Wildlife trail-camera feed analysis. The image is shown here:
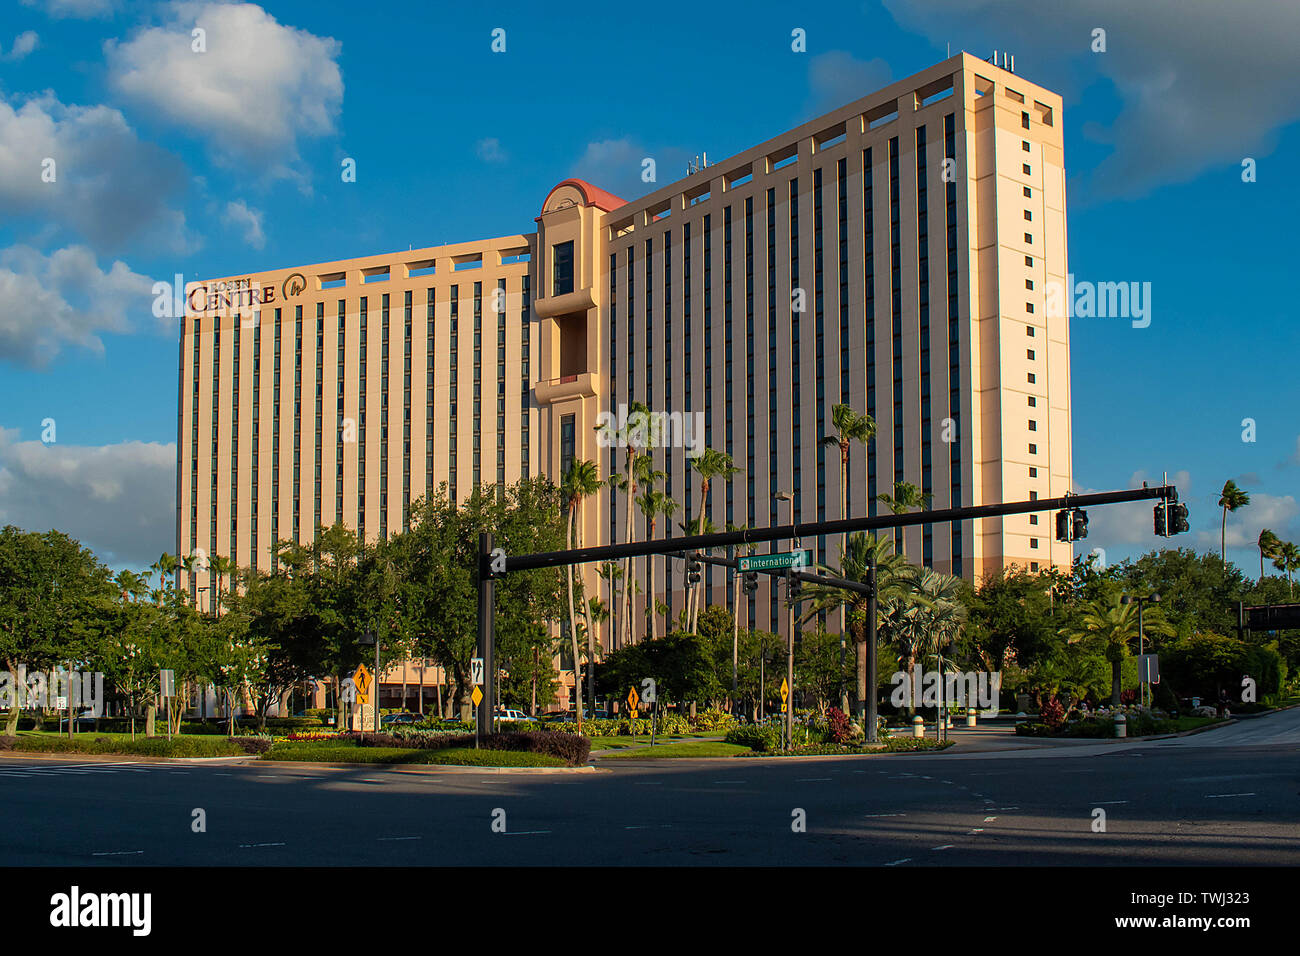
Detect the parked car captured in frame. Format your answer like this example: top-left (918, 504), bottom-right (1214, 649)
top-left (493, 708), bottom-right (528, 722)
top-left (538, 711), bottom-right (577, 723)
top-left (381, 712), bottom-right (419, 725)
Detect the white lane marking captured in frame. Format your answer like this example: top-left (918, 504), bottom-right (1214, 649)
top-left (1094, 800), bottom-right (1128, 805)
top-left (624, 826), bottom-right (647, 830)
top-left (502, 830), bottom-right (551, 835)
top-left (996, 806), bottom-right (1020, 810)
top-left (941, 780), bottom-right (953, 784)
top-left (931, 845), bottom-right (955, 850)
top-left (1205, 792), bottom-right (1257, 798)
top-left (796, 777), bottom-right (832, 782)
top-left (377, 836), bottom-right (421, 841)
top-left (239, 842), bottom-right (287, 848)
top-left (92, 850), bottom-right (143, 857)
top-left (884, 858), bottom-right (911, 867)
top-left (863, 813), bottom-right (906, 818)
top-left (967, 828), bottom-right (985, 834)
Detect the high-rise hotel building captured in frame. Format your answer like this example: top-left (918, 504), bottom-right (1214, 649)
top-left (179, 53), bottom-right (1071, 646)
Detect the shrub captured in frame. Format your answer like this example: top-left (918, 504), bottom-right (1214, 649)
top-left (826, 707), bottom-right (852, 744)
top-left (1040, 697), bottom-right (1066, 730)
top-left (346, 728), bottom-right (590, 765)
top-left (689, 707), bottom-right (738, 733)
top-left (724, 723), bottom-right (781, 752)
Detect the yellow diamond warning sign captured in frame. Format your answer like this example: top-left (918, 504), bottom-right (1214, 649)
top-left (471, 685), bottom-right (484, 707)
top-left (353, 664), bottom-right (373, 705)
top-left (780, 677), bottom-right (789, 702)
top-left (627, 686), bottom-right (640, 718)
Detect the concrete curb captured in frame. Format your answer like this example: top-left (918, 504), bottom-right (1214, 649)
top-left (249, 758), bottom-right (598, 774)
top-left (0, 750), bottom-right (250, 765)
top-left (0, 749), bottom-right (596, 773)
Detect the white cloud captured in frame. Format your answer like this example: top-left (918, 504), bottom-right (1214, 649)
top-left (476, 137), bottom-right (507, 164)
top-left (0, 430), bottom-right (174, 568)
top-left (572, 137), bottom-right (691, 203)
top-left (1196, 492), bottom-right (1299, 551)
top-left (0, 92), bottom-right (191, 254)
top-left (105, 2), bottom-right (343, 177)
top-left (806, 51), bottom-right (892, 117)
top-left (2, 31), bottom-right (40, 61)
top-left (884, 0), bottom-right (1300, 199)
top-left (1077, 469), bottom-right (1191, 549)
top-left (20, 0), bottom-right (115, 18)
top-left (0, 244), bottom-right (155, 368)
top-left (222, 199), bottom-right (265, 249)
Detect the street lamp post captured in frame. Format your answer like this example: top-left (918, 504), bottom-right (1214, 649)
top-left (1121, 592), bottom-right (1161, 708)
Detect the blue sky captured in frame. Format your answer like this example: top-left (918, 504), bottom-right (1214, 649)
top-left (1, 0), bottom-right (1298, 575)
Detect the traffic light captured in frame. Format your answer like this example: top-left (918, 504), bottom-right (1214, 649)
top-left (1055, 509), bottom-right (1071, 543)
top-left (686, 555), bottom-right (701, 584)
top-left (743, 570), bottom-right (758, 593)
top-left (786, 570), bottom-right (801, 597)
top-left (1153, 502), bottom-right (1167, 537)
top-left (1168, 501), bottom-right (1190, 535)
top-left (1071, 508), bottom-right (1089, 541)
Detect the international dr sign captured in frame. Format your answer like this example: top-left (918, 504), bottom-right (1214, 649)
top-left (739, 549), bottom-right (811, 573)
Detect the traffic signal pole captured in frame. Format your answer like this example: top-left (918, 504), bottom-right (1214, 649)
top-left (497, 486), bottom-right (1177, 573)
top-left (476, 485), bottom-right (1180, 743)
top-left (476, 532), bottom-right (495, 740)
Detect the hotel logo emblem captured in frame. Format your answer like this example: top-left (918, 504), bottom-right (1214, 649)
top-left (282, 272), bottom-right (308, 298)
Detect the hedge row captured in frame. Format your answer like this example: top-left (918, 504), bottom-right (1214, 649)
top-left (0, 734), bottom-right (270, 756)
top-left (347, 729), bottom-right (590, 765)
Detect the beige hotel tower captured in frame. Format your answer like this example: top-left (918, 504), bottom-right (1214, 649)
top-left (179, 53), bottom-right (1071, 689)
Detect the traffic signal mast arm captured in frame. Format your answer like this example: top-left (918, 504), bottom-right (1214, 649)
top-left (494, 485), bottom-right (1180, 575)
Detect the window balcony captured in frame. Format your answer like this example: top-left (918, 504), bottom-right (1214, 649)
top-left (535, 371), bottom-right (599, 404)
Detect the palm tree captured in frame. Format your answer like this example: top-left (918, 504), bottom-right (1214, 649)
top-left (179, 552), bottom-right (198, 608)
top-left (1218, 480), bottom-right (1250, 566)
top-left (152, 552), bottom-right (177, 605)
top-left (560, 459), bottom-right (601, 726)
top-left (1258, 529), bottom-right (1282, 584)
top-left (794, 532), bottom-right (916, 723)
top-left (819, 403), bottom-right (876, 709)
top-left (899, 568), bottom-right (966, 686)
top-left (1070, 591), bottom-right (1172, 706)
top-left (595, 401), bottom-right (652, 649)
top-left (1274, 542), bottom-right (1300, 598)
top-left (628, 454), bottom-right (666, 644)
top-left (877, 480), bottom-right (931, 558)
top-left (635, 487), bottom-right (677, 641)
top-left (210, 555), bottom-right (235, 617)
top-left (114, 569), bottom-right (148, 603)
top-left (685, 448), bottom-right (740, 631)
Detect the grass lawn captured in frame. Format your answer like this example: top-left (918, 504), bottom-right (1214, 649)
top-left (262, 741), bottom-right (566, 767)
top-left (1162, 715), bottom-right (1220, 733)
top-left (599, 741), bottom-right (752, 759)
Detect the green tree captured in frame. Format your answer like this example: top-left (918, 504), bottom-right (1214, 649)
top-left (1069, 590), bottom-right (1173, 706)
top-left (876, 481), bottom-right (931, 557)
top-left (1257, 529), bottom-right (1282, 585)
top-left (560, 458), bottom-right (602, 727)
top-left (0, 527), bottom-right (113, 735)
top-left (1217, 480), bottom-right (1250, 566)
top-left (682, 448), bottom-right (741, 630)
top-left (794, 532), bottom-right (916, 722)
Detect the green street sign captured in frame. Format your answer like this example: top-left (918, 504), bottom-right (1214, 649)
top-left (738, 549), bottom-right (811, 572)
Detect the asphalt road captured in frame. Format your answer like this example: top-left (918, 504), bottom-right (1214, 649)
top-left (2, 709), bottom-right (1297, 866)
